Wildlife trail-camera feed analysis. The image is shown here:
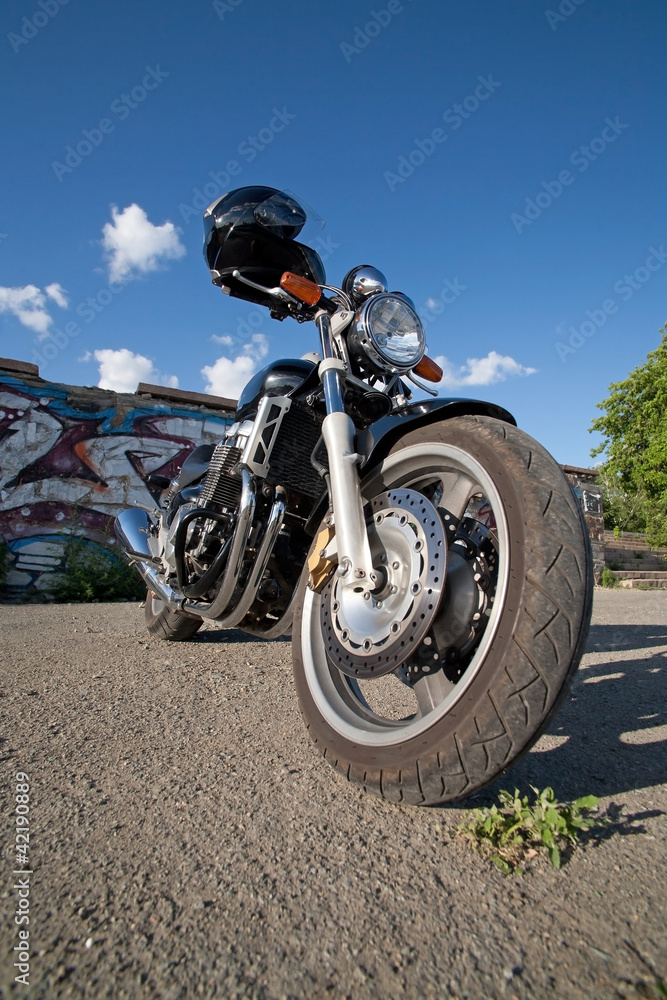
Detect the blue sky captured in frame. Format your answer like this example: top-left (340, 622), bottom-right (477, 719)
top-left (1, 0), bottom-right (665, 467)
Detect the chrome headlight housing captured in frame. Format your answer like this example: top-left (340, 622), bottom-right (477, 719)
top-left (348, 293), bottom-right (426, 374)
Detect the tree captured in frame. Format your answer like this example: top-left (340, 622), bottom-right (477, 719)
top-left (594, 465), bottom-right (649, 534)
top-left (590, 325), bottom-right (667, 546)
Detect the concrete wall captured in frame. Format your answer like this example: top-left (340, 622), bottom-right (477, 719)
top-left (561, 464), bottom-right (605, 583)
top-left (0, 357), bottom-right (604, 597)
top-left (0, 359), bottom-right (235, 598)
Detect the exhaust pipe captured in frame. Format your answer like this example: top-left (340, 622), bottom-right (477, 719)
top-left (115, 508), bottom-right (185, 613)
top-left (115, 507), bottom-right (160, 563)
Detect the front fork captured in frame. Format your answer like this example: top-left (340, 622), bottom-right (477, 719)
top-left (316, 312), bottom-right (377, 592)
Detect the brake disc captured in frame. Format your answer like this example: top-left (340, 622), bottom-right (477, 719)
top-left (320, 489), bottom-right (446, 679)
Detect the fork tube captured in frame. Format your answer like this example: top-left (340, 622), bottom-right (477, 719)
top-left (315, 312), bottom-right (376, 590)
top-left (317, 313), bottom-right (345, 412)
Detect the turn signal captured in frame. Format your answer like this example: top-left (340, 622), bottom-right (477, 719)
top-left (413, 355), bottom-right (443, 383)
top-left (280, 272), bottom-right (322, 306)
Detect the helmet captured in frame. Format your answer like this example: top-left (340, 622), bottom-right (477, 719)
top-left (203, 186), bottom-right (326, 309)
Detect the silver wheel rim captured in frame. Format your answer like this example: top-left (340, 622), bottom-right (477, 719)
top-left (300, 442), bottom-right (511, 748)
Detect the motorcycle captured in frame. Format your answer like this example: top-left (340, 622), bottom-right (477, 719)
top-left (115, 186), bottom-right (593, 805)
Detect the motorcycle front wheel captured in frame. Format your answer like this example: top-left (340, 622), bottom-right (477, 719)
top-left (292, 415), bottom-right (593, 805)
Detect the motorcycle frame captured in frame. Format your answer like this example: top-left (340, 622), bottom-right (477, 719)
top-left (117, 297), bottom-right (517, 634)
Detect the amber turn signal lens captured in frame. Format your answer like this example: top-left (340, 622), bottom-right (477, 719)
top-left (413, 355), bottom-right (443, 383)
top-left (280, 272), bottom-right (322, 306)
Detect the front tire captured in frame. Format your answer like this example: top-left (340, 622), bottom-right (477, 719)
top-left (292, 416), bottom-right (593, 805)
top-left (144, 592), bottom-right (203, 641)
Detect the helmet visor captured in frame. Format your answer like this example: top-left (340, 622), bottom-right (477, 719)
top-left (254, 193), bottom-right (307, 239)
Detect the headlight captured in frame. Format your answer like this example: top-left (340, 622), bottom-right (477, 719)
top-left (348, 293), bottom-right (425, 374)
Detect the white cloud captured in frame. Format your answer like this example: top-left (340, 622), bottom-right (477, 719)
top-left (434, 350), bottom-right (537, 388)
top-left (211, 333), bottom-right (234, 346)
top-left (202, 333), bottom-right (269, 399)
top-left (93, 348), bottom-right (179, 393)
top-left (45, 283), bottom-right (69, 308)
top-left (0, 282), bottom-right (68, 336)
top-left (102, 204), bottom-right (186, 283)
top-left (425, 297), bottom-right (440, 311)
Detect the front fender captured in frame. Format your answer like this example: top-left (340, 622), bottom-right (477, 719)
top-left (304, 397), bottom-right (515, 535)
top-left (357, 397), bottom-right (516, 469)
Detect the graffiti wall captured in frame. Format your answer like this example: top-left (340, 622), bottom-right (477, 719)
top-left (0, 362), bottom-right (234, 597)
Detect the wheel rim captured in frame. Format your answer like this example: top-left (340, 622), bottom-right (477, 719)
top-left (299, 442), bottom-right (511, 747)
top-left (320, 489), bottom-right (446, 678)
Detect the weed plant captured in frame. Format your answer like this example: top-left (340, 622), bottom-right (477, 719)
top-left (50, 536), bottom-right (145, 603)
top-left (0, 538), bottom-right (8, 593)
top-left (456, 786), bottom-right (606, 874)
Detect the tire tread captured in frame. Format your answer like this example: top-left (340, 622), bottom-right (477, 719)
top-left (293, 414), bottom-right (593, 804)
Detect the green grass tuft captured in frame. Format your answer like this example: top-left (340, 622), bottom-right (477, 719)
top-left (456, 786), bottom-right (608, 874)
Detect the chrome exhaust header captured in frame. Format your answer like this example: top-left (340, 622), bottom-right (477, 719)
top-left (116, 478), bottom-right (285, 628)
top-left (114, 507), bottom-right (161, 564)
top-left (183, 469), bottom-right (256, 621)
top-left (115, 508), bottom-right (185, 613)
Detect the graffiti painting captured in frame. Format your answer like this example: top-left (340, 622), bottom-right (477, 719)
top-left (0, 373), bottom-right (232, 596)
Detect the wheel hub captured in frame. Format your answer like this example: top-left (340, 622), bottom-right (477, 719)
top-left (320, 489), bottom-right (446, 678)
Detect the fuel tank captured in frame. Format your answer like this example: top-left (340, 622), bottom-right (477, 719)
top-left (236, 358), bottom-right (316, 421)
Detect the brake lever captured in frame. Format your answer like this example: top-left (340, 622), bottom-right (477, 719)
top-left (231, 269), bottom-right (299, 305)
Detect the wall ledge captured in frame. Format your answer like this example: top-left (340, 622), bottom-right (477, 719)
top-left (0, 357), bottom-right (40, 376)
top-left (136, 382), bottom-right (237, 411)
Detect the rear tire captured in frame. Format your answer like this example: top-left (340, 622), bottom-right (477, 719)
top-left (292, 415), bottom-right (593, 805)
top-left (144, 592), bottom-right (203, 641)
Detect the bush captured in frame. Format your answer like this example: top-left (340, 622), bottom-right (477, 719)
top-left (600, 567), bottom-right (619, 588)
top-left (0, 538), bottom-right (8, 594)
top-left (49, 537), bottom-right (146, 603)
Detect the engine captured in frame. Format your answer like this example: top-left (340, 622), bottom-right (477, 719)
top-left (160, 396), bottom-right (326, 618)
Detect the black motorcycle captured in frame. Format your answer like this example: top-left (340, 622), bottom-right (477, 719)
top-left (116, 186), bottom-right (593, 806)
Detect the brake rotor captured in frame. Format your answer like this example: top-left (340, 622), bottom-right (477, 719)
top-left (320, 489), bottom-right (446, 678)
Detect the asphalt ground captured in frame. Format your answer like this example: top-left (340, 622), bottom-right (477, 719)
top-left (0, 589), bottom-right (665, 999)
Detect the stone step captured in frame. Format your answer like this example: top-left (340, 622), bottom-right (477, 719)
top-left (603, 531), bottom-right (651, 542)
top-left (608, 570), bottom-right (667, 580)
top-left (618, 578), bottom-right (667, 589)
top-left (606, 559), bottom-right (667, 570)
top-left (604, 540), bottom-right (667, 554)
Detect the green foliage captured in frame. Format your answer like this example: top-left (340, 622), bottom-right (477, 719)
top-left (595, 464), bottom-right (650, 534)
top-left (0, 538), bottom-right (9, 593)
top-left (49, 536), bottom-right (146, 603)
top-left (591, 326), bottom-right (667, 545)
top-left (600, 567), bottom-right (619, 588)
top-left (456, 786), bottom-right (606, 874)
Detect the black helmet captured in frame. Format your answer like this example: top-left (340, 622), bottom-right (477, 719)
top-left (203, 186), bottom-right (326, 309)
